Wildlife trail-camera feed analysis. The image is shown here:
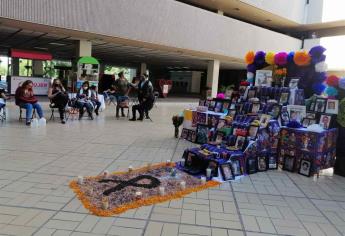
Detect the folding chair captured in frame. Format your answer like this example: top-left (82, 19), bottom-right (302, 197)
top-left (117, 96), bottom-right (130, 118)
top-left (19, 107), bottom-right (36, 121)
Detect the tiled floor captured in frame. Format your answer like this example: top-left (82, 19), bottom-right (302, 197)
top-left (0, 98), bottom-right (345, 236)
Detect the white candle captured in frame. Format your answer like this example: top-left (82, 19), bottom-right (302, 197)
top-left (102, 199), bottom-right (109, 210)
top-left (159, 187), bottom-right (165, 196)
top-left (103, 170), bottom-right (109, 178)
top-left (166, 160), bottom-right (171, 166)
top-left (180, 181), bottom-right (186, 190)
top-left (135, 191), bottom-right (142, 199)
top-left (77, 176), bottom-right (83, 185)
top-left (128, 165), bottom-right (133, 172)
top-left (201, 177), bottom-right (206, 184)
top-left (206, 168), bottom-right (212, 178)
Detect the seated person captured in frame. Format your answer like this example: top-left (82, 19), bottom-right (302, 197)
top-left (0, 88), bottom-right (9, 110)
top-left (48, 79), bottom-right (69, 124)
top-left (103, 83), bottom-right (117, 105)
top-left (15, 80), bottom-right (44, 126)
top-left (76, 81), bottom-right (94, 120)
top-left (130, 74), bottom-right (154, 121)
top-left (90, 85), bottom-right (101, 116)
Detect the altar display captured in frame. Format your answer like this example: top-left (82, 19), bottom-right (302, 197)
top-left (179, 45), bottom-right (341, 179)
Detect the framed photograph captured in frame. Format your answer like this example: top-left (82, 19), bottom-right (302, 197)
top-left (268, 155), bottom-right (278, 169)
top-left (257, 155), bottom-right (268, 171)
top-left (259, 114), bottom-right (271, 128)
top-left (298, 159), bottom-right (312, 177)
top-left (247, 88), bottom-right (257, 99)
top-left (307, 100), bottom-right (316, 112)
top-left (199, 99), bottom-right (205, 106)
top-left (289, 78), bottom-right (299, 89)
top-left (251, 102), bottom-right (261, 114)
top-left (280, 110), bottom-right (290, 126)
top-left (215, 131), bottom-right (225, 144)
top-left (181, 128), bottom-right (189, 139)
top-left (302, 118), bottom-right (310, 128)
top-left (314, 98), bottom-right (327, 113)
top-left (196, 112), bottom-right (207, 124)
top-left (222, 100), bottom-right (231, 113)
top-left (270, 104), bottom-right (281, 119)
top-left (287, 105), bottom-right (306, 123)
top-left (306, 112), bottom-right (316, 119)
top-left (228, 109), bottom-right (237, 117)
top-left (326, 99), bottom-right (339, 114)
top-left (235, 136), bottom-right (246, 151)
top-left (209, 100), bottom-right (216, 111)
top-left (319, 114), bottom-right (332, 129)
top-left (255, 70), bottom-right (273, 87)
top-left (246, 157), bottom-right (257, 174)
top-left (231, 159), bottom-right (242, 176)
top-left (196, 124), bottom-right (209, 144)
top-left (248, 125), bottom-right (259, 139)
top-left (190, 130), bottom-right (197, 143)
top-left (207, 114), bottom-right (220, 128)
top-left (220, 163), bottom-right (235, 181)
top-left (308, 119), bottom-right (316, 125)
top-left (207, 160), bottom-right (219, 178)
top-left (279, 92), bottom-right (290, 105)
top-left (217, 119), bottom-right (226, 129)
top-left (214, 101), bottom-right (223, 113)
top-left (283, 155), bottom-right (295, 172)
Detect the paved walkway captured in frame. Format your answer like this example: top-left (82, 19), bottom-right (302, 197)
top-left (0, 99), bottom-right (345, 236)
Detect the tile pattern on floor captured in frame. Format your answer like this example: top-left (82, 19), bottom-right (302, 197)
top-left (0, 99), bottom-right (345, 236)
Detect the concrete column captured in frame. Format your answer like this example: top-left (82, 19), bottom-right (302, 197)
top-left (140, 63), bottom-right (147, 76)
top-left (99, 63), bottom-right (105, 75)
top-left (207, 60), bottom-right (220, 98)
top-left (191, 71), bottom-right (202, 93)
top-left (32, 60), bottom-right (44, 76)
top-left (76, 40), bottom-right (92, 57)
top-left (12, 58), bottom-right (19, 76)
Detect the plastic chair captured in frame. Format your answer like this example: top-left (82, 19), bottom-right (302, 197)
top-left (19, 107), bottom-right (36, 121)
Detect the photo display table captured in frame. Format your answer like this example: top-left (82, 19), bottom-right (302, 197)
top-left (279, 127), bottom-right (338, 175)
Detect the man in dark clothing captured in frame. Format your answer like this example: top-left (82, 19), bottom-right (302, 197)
top-left (114, 71), bottom-right (130, 118)
top-left (129, 74), bottom-right (154, 121)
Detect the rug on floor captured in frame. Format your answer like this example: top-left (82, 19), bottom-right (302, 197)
top-left (70, 163), bottom-right (220, 216)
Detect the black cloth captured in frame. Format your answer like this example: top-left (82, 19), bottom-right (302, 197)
top-left (138, 80), bottom-right (154, 102)
top-left (51, 88), bottom-right (69, 120)
top-left (334, 124), bottom-right (345, 177)
top-left (98, 74), bottom-right (115, 93)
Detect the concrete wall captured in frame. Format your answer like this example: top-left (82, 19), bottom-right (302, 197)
top-left (306, 0), bottom-right (345, 24)
top-left (240, 0), bottom-right (306, 24)
top-left (0, 0), bottom-right (301, 61)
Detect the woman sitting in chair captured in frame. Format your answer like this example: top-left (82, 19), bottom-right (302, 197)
top-left (15, 80), bottom-right (44, 126)
top-left (76, 81), bottom-right (94, 120)
top-left (48, 79), bottom-right (69, 124)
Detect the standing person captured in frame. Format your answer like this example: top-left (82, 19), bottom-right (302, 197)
top-left (90, 85), bottom-right (101, 116)
top-left (15, 80), bottom-right (44, 126)
top-left (48, 79), bottom-right (69, 124)
top-left (76, 81), bottom-right (94, 120)
top-left (114, 71), bottom-right (130, 118)
top-left (129, 73), bottom-right (154, 121)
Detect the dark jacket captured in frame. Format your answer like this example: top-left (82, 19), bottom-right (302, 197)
top-left (138, 80), bottom-right (154, 102)
top-left (15, 87), bottom-right (38, 105)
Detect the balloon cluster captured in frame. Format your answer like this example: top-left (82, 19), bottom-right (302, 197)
top-left (244, 46), bottom-right (328, 98)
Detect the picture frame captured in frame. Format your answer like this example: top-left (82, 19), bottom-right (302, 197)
top-left (248, 125), bottom-right (259, 139)
top-left (259, 114), bottom-right (271, 128)
top-left (217, 119), bottom-right (226, 129)
top-left (207, 114), bottom-right (220, 128)
top-left (251, 102), bottom-right (261, 114)
top-left (270, 104), bottom-right (282, 119)
top-left (207, 160), bottom-right (219, 178)
top-left (280, 109), bottom-right (290, 126)
top-left (231, 159), bottom-right (242, 176)
top-left (234, 136), bottom-right (246, 151)
top-left (220, 163), bottom-right (235, 181)
top-left (326, 99), bottom-right (339, 114)
top-left (279, 92), bottom-right (290, 105)
top-left (268, 154), bottom-right (278, 169)
top-left (306, 112), bottom-right (316, 119)
top-left (319, 114), bottom-right (332, 129)
top-left (302, 118), bottom-right (310, 128)
top-left (222, 100), bottom-right (231, 113)
top-left (314, 98), bottom-right (327, 113)
top-left (214, 101), bottom-right (224, 113)
top-left (196, 124), bottom-right (209, 144)
top-left (283, 155), bottom-right (295, 172)
top-left (181, 128), bottom-right (189, 139)
top-left (255, 70), bottom-right (273, 87)
top-left (190, 130), bottom-right (197, 143)
top-left (208, 100), bottom-right (216, 111)
top-left (298, 159), bottom-right (312, 177)
top-left (307, 100), bottom-right (316, 112)
top-left (246, 157), bottom-right (257, 174)
top-left (187, 129), bottom-right (193, 141)
top-left (247, 88), bottom-right (257, 99)
top-left (287, 105), bottom-right (306, 123)
top-left (257, 155), bottom-right (268, 172)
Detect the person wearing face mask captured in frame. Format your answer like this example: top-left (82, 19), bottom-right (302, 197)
top-left (48, 79), bottom-right (69, 124)
top-left (129, 73), bottom-right (154, 121)
top-left (76, 81), bottom-right (94, 120)
top-left (15, 80), bottom-right (44, 126)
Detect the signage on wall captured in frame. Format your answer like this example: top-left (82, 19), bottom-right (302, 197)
top-left (10, 76), bottom-right (51, 95)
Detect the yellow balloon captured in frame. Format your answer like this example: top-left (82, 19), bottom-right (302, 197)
top-left (265, 52), bottom-right (275, 65)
